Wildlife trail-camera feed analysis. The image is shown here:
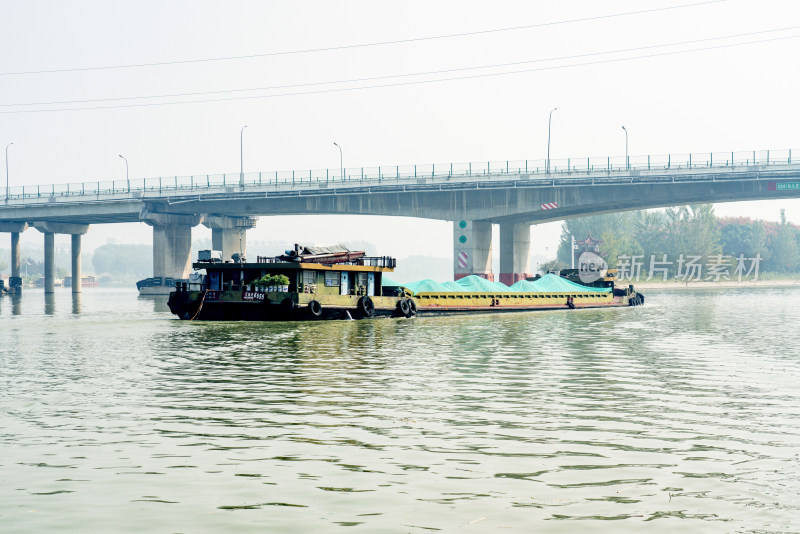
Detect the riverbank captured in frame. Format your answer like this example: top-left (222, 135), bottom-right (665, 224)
top-left (632, 278), bottom-right (800, 289)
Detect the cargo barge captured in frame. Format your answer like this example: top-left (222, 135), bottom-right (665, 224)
top-left (167, 244), bottom-right (643, 321)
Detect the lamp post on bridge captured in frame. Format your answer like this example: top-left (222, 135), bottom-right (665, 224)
top-left (5, 142), bottom-right (13, 201)
top-left (546, 107), bottom-right (557, 174)
top-left (333, 142), bottom-right (343, 180)
top-left (621, 125), bottom-right (629, 170)
top-left (240, 125), bottom-right (248, 188)
top-left (118, 154), bottom-right (129, 192)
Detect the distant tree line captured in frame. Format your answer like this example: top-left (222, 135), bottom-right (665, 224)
top-left (549, 205), bottom-right (800, 277)
top-left (0, 251), bottom-right (90, 280)
top-left (92, 244), bottom-right (152, 280)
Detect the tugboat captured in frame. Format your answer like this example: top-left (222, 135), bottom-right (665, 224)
top-left (167, 244), bottom-right (644, 321)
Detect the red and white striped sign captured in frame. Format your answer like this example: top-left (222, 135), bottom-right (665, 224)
top-left (457, 251), bottom-right (468, 269)
top-left (541, 202), bottom-right (558, 210)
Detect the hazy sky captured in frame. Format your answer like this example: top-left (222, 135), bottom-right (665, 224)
top-left (1, 0), bottom-right (799, 267)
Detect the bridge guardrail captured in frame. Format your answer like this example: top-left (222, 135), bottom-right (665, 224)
top-left (2, 149), bottom-right (795, 202)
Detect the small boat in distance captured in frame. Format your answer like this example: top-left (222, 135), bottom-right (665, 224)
top-left (63, 275), bottom-right (99, 288)
top-left (137, 276), bottom-right (188, 296)
top-left (167, 244), bottom-right (643, 321)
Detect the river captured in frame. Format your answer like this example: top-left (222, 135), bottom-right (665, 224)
top-left (1, 287), bottom-right (799, 533)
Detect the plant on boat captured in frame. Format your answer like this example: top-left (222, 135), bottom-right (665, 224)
top-left (253, 273), bottom-right (290, 292)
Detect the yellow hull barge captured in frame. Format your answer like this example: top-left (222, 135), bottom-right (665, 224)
top-left (167, 245), bottom-right (643, 321)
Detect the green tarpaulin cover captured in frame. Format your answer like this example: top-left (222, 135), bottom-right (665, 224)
top-left (383, 273), bottom-right (611, 295)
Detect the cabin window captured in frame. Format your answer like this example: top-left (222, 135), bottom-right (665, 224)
top-left (353, 272), bottom-right (368, 294)
top-left (303, 271), bottom-right (317, 286)
top-left (324, 271), bottom-right (340, 287)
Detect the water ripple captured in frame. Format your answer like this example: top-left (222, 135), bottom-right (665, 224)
top-left (2, 288), bottom-right (800, 532)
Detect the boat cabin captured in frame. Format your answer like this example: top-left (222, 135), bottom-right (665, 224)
top-left (193, 244), bottom-right (396, 297)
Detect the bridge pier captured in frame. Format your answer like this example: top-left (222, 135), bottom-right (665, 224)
top-left (71, 234), bottom-right (82, 293)
top-left (44, 232), bottom-right (54, 293)
top-left (0, 222), bottom-right (29, 282)
top-left (141, 211), bottom-right (203, 283)
top-left (153, 225), bottom-right (193, 281)
top-left (453, 219), bottom-right (494, 281)
top-left (499, 222), bottom-right (532, 286)
top-left (203, 216), bottom-right (258, 261)
top-left (12, 230), bottom-right (21, 279)
top-left (32, 222), bottom-right (90, 293)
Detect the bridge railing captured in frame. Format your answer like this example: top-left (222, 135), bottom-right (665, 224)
top-left (2, 149), bottom-right (795, 201)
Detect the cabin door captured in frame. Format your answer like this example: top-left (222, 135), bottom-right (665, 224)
top-left (367, 272), bottom-right (375, 296)
top-left (340, 271), bottom-right (349, 295)
top-left (207, 271), bottom-right (221, 291)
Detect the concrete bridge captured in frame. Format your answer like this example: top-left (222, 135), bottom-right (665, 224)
top-left (2, 148), bottom-right (799, 290)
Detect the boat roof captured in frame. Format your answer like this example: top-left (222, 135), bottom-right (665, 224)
top-left (296, 244), bottom-right (350, 255)
top-left (193, 260), bottom-right (394, 273)
top-left (194, 243), bottom-right (395, 272)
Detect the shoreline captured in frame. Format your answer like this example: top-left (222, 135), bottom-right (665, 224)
top-left (630, 279), bottom-right (800, 290)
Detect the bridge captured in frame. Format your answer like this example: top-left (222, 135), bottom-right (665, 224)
top-left (2, 148), bottom-right (799, 291)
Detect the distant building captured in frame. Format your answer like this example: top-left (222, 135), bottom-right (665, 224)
top-left (35, 277), bottom-right (63, 287)
top-left (573, 234), bottom-right (605, 267)
top-left (576, 234), bottom-right (604, 253)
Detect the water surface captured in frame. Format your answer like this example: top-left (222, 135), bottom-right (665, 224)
top-left (1, 287), bottom-right (799, 532)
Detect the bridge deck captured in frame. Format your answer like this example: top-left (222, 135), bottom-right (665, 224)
top-left (1, 149), bottom-right (799, 225)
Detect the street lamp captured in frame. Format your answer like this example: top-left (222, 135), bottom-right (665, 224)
top-left (621, 125), bottom-right (629, 170)
top-left (240, 125), bottom-right (248, 188)
top-left (5, 142), bottom-right (13, 201)
top-left (547, 107), bottom-right (557, 174)
top-left (333, 142), bottom-right (343, 180)
top-left (118, 154), bottom-right (129, 192)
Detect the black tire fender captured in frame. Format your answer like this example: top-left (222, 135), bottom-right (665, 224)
top-left (406, 298), bottom-right (417, 316)
top-left (358, 296), bottom-right (375, 317)
top-left (308, 299), bottom-right (322, 317)
top-left (397, 299), bottom-right (410, 316)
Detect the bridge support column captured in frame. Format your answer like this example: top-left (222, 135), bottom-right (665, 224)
top-left (0, 222), bottom-right (29, 280)
top-left (44, 232), bottom-right (54, 293)
top-left (71, 234), bottom-right (82, 293)
top-left (33, 222), bottom-right (90, 293)
top-left (453, 219), bottom-right (493, 281)
top-left (153, 226), bottom-right (192, 281)
top-left (11, 231), bottom-right (21, 278)
top-left (141, 211), bottom-right (203, 282)
top-left (499, 222), bottom-right (532, 286)
top-left (203, 216), bottom-right (258, 262)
